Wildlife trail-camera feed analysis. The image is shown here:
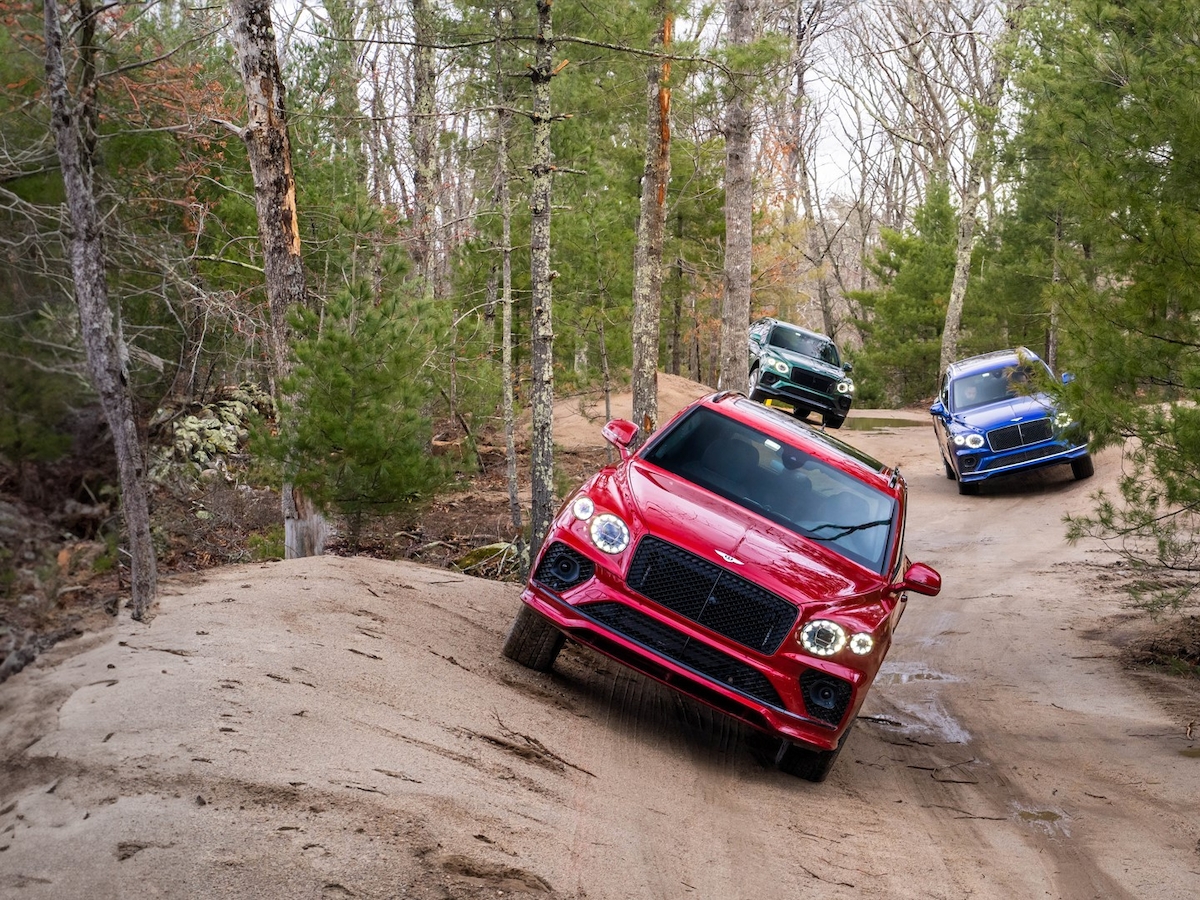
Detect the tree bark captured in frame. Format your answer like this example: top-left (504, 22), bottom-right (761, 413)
top-left (229, 0), bottom-right (326, 558)
top-left (718, 0), bottom-right (754, 394)
top-left (528, 0), bottom-right (558, 558)
top-left (491, 3), bottom-right (523, 569)
top-left (630, 5), bottom-right (673, 442)
top-left (410, 0), bottom-right (439, 295)
top-left (938, 1), bottom-right (1026, 374)
top-left (43, 0), bottom-right (157, 620)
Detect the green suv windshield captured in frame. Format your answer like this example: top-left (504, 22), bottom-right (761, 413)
top-left (769, 327), bottom-right (840, 366)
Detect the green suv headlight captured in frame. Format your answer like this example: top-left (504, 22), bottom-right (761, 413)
top-left (767, 357), bottom-right (790, 375)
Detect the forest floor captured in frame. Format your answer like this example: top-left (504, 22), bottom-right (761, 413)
top-left (1, 374), bottom-right (1199, 898)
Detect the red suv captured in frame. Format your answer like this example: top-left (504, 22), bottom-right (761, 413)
top-left (503, 392), bottom-right (940, 781)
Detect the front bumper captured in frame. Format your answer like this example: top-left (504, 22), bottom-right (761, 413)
top-left (755, 372), bottom-right (852, 418)
top-left (520, 559), bottom-right (867, 752)
top-left (955, 441), bottom-right (1089, 483)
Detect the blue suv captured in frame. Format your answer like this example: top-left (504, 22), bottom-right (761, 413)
top-left (930, 348), bottom-right (1092, 495)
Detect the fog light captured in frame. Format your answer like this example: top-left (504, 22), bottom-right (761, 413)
top-left (806, 677), bottom-right (841, 710)
top-left (550, 553), bottom-right (581, 584)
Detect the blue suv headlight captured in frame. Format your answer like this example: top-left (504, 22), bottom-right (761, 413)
top-left (953, 432), bottom-right (985, 449)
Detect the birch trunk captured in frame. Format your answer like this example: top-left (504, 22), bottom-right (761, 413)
top-left (630, 5), bottom-right (673, 442)
top-left (938, 0), bottom-right (1027, 374)
top-left (229, 0), bottom-right (327, 558)
top-left (528, 0), bottom-right (558, 558)
top-left (43, 0), bottom-right (157, 619)
top-left (492, 4), bottom-right (523, 567)
top-left (410, 0), bottom-right (439, 295)
top-left (718, 0), bottom-right (754, 394)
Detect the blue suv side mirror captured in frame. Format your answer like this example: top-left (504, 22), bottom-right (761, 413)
top-left (1061, 372), bottom-right (1075, 385)
top-left (930, 399), bottom-right (947, 418)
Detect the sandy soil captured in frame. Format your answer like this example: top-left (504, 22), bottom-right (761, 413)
top-left (2, 378), bottom-right (1199, 900)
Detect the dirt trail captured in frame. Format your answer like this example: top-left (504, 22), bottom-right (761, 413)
top-left (1, 394), bottom-right (1198, 900)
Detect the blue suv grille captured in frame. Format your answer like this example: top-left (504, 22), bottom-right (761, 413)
top-left (988, 418), bottom-right (1052, 452)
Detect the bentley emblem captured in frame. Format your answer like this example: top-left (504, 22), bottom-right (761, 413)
top-left (716, 550), bottom-right (745, 566)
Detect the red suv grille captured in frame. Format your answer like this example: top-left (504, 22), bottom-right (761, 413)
top-left (626, 537), bottom-right (798, 654)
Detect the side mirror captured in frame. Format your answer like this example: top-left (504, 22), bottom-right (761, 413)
top-left (601, 418), bottom-right (640, 461)
top-left (890, 562), bottom-right (941, 597)
top-left (929, 399), bottom-right (947, 418)
top-left (1061, 372), bottom-right (1075, 385)
top-left (842, 362), bottom-right (854, 374)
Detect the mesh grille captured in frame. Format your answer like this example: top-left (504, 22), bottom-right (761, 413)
top-left (578, 601), bottom-right (784, 708)
top-left (789, 368), bottom-right (837, 394)
top-left (988, 417), bottom-right (1053, 451)
top-left (533, 542), bottom-right (595, 593)
top-left (978, 444), bottom-right (1062, 471)
top-left (800, 669), bottom-right (853, 725)
top-left (626, 537), bottom-right (798, 654)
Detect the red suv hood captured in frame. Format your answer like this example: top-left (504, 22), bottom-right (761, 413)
top-left (621, 460), bottom-right (884, 612)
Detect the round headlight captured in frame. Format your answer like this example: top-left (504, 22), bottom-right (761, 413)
top-left (965, 433), bottom-right (985, 449)
top-left (1054, 411), bottom-right (1073, 428)
top-left (571, 496), bottom-right (595, 521)
top-left (849, 633), bottom-right (874, 655)
top-left (590, 514), bottom-right (630, 554)
top-left (798, 620), bottom-right (847, 657)
top-left (768, 358), bottom-right (790, 375)
top-left (953, 434), bottom-right (966, 446)
top-left (836, 380), bottom-right (854, 394)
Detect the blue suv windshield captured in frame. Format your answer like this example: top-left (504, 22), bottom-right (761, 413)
top-left (951, 365), bottom-right (1040, 411)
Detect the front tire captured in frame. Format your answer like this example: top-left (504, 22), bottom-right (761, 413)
top-left (776, 720), bottom-right (855, 783)
top-left (502, 604), bottom-right (565, 671)
top-left (748, 366), bottom-right (767, 402)
top-left (1071, 454), bottom-right (1095, 480)
top-left (823, 413), bottom-right (846, 429)
top-left (957, 479), bottom-right (980, 496)
top-left (943, 458), bottom-right (956, 480)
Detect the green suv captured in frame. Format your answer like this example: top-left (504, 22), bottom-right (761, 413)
top-left (748, 318), bottom-right (855, 428)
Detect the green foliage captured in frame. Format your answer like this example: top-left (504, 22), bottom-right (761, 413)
top-left (849, 181), bottom-right (957, 406)
top-left (247, 528), bottom-right (286, 562)
top-left (255, 284), bottom-right (456, 548)
top-left (1017, 0), bottom-right (1200, 612)
top-left (0, 356), bottom-right (75, 467)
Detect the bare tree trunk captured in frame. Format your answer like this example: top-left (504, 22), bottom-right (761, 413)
top-left (228, 0), bottom-right (326, 559)
top-left (787, 0), bottom-right (840, 339)
top-left (938, 0), bottom-right (1026, 373)
top-left (630, 4), bottom-right (673, 442)
top-left (718, 0), bottom-right (754, 394)
top-left (410, 0), bottom-right (439, 295)
top-left (1047, 210), bottom-right (1061, 371)
top-left (528, 0), bottom-right (559, 558)
top-left (43, 0), bottom-right (157, 620)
